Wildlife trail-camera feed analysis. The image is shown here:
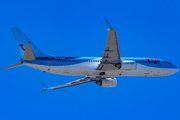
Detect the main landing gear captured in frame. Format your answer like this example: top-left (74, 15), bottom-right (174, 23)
top-left (99, 72), bottom-right (105, 75)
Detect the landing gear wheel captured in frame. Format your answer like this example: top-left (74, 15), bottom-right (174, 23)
top-left (115, 62), bottom-right (121, 69)
top-left (99, 72), bottom-right (105, 75)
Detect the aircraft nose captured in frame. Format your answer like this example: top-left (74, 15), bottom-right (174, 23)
top-left (172, 67), bottom-right (179, 74)
top-left (176, 67), bottom-right (179, 73)
top-left (173, 65), bottom-right (179, 73)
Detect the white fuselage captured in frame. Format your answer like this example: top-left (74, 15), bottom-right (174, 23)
top-left (23, 57), bottom-right (179, 77)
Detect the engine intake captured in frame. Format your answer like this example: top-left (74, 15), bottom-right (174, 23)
top-left (114, 60), bottom-right (137, 70)
top-left (96, 78), bottom-right (117, 87)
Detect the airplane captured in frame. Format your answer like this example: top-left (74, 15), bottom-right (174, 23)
top-left (2, 17), bottom-right (179, 94)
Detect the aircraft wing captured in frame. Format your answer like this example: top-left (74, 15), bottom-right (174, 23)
top-left (40, 77), bottom-right (92, 93)
top-left (96, 17), bottom-right (121, 70)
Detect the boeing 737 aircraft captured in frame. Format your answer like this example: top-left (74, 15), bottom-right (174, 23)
top-left (2, 17), bottom-right (179, 93)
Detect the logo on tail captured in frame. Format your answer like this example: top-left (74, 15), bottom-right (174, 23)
top-left (19, 44), bottom-right (25, 51)
top-left (19, 42), bottom-right (31, 51)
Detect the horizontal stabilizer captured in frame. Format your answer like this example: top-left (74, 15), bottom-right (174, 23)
top-left (1, 62), bottom-right (23, 70)
top-left (23, 44), bottom-right (36, 61)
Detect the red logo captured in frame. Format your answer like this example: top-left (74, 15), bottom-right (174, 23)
top-left (19, 42), bottom-right (31, 51)
top-left (146, 59), bottom-right (160, 64)
top-left (19, 44), bottom-right (25, 51)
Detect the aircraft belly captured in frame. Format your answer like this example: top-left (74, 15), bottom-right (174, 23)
top-left (25, 62), bottom-right (92, 76)
top-left (23, 62), bottom-right (173, 77)
top-left (23, 63), bottom-right (48, 71)
top-left (121, 63), bottom-right (161, 76)
top-left (69, 63), bottom-right (96, 75)
top-left (23, 62), bottom-right (94, 75)
top-left (158, 68), bottom-right (178, 76)
top-left (63, 65), bottom-right (89, 75)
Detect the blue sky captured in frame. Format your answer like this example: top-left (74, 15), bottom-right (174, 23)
top-left (0, 0), bottom-right (180, 120)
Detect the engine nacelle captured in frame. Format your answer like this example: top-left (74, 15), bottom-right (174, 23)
top-left (96, 78), bottom-right (118, 87)
top-left (114, 60), bottom-right (137, 70)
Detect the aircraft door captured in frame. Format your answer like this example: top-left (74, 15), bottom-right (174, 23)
top-left (64, 67), bottom-right (70, 74)
top-left (48, 58), bottom-right (52, 66)
top-left (161, 61), bottom-right (165, 68)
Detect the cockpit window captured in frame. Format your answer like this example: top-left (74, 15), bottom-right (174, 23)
top-left (168, 62), bottom-right (172, 64)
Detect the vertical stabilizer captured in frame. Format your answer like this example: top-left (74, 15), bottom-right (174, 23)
top-left (11, 27), bottom-right (51, 57)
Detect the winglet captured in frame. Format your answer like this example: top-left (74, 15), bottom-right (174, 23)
top-left (40, 88), bottom-right (47, 94)
top-left (39, 79), bottom-right (48, 94)
top-left (103, 17), bottom-right (115, 31)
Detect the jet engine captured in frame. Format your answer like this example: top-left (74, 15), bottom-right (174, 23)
top-left (96, 78), bottom-right (117, 87)
top-left (114, 60), bottom-right (137, 70)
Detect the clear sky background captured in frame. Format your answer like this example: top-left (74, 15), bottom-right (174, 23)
top-left (0, 0), bottom-right (180, 120)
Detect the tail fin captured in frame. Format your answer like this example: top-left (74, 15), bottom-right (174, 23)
top-left (11, 27), bottom-right (51, 57)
